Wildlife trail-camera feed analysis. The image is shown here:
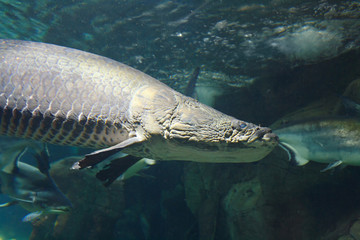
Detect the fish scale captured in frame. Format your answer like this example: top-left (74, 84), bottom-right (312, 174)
top-left (0, 39), bottom-right (278, 169)
top-left (0, 39), bottom-right (135, 148)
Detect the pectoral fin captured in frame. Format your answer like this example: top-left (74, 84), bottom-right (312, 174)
top-left (320, 160), bottom-right (343, 172)
top-left (34, 144), bottom-right (51, 175)
top-left (295, 155), bottom-right (310, 166)
top-left (71, 136), bottom-right (145, 170)
top-left (279, 143), bottom-right (309, 166)
top-left (11, 194), bottom-right (37, 204)
top-left (96, 155), bottom-right (143, 187)
top-left (119, 158), bottom-right (156, 181)
top-left (2, 147), bottom-right (27, 174)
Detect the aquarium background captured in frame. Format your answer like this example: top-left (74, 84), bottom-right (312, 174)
top-left (0, 0), bottom-right (360, 239)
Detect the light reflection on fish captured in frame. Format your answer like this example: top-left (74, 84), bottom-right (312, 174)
top-left (0, 40), bottom-right (277, 186)
top-left (0, 137), bottom-right (72, 222)
top-left (274, 118), bottom-right (360, 172)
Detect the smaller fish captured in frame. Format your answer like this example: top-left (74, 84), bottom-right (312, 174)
top-left (0, 137), bottom-right (72, 222)
top-left (274, 118), bottom-right (360, 171)
top-left (22, 211), bottom-right (43, 222)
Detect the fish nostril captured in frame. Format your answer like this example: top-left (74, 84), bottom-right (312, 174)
top-left (256, 128), bottom-right (269, 138)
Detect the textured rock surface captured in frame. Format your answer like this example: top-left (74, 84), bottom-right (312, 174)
top-left (29, 156), bottom-right (125, 240)
top-left (350, 220), bottom-right (360, 240)
top-left (223, 178), bottom-right (267, 240)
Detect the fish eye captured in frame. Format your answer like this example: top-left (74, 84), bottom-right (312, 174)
top-left (232, 121), bottom-right (247, 130)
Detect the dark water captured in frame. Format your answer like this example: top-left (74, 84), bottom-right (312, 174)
top-left (0, 0), bottom-right (360, 239)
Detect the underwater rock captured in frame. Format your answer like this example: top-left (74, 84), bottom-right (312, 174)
top-left (29, 156), bottom-right (125, 240)
top-left (223, 178), bottom-right (267, 240)
top-left (338, 235), bottom-right (355, 240)
top-left (350, 220), bottom-right (360, 240)
top-left (271, 26), bottom-right (343, 62)
top-left (183, 163), bottom-right (220, 240)
top-left (183, 162), bottom-right (260, 240)
top-left (270, 77), bottom-right (360, 129)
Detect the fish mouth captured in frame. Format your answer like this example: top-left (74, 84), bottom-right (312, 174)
top-left (248, 127), bottom-right (278, 143)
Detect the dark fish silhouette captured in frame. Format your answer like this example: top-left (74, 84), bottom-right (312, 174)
top-left (0, 138), bottom-right (72, 222)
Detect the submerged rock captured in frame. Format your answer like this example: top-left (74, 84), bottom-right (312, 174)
top-left (223, 178), bottom-right (267, 240)
top-left (29, 156), bottom-right (125, 240)
top-left (350, 220), bottom-right (360, 240)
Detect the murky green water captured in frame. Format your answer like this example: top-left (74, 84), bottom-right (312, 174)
top-left (0, 1), bottom-right (360, 239)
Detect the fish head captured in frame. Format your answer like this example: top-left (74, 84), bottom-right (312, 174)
top-left (145, 100), bottom-right (279, 163)
top-left (273, 123), bottom-right (308, 148)
top-left (130, 90), bottom-right (278, 163)
top-left (186, 120), bottom-right (279, 163)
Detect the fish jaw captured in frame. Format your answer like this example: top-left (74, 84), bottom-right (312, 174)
top-left (126, 84), bottom-right (278, 163)
top-left (126, 127), bottom-right (278, 163)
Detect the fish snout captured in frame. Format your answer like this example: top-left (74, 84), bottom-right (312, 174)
top-left (248, 127), bottom-right (278, 143)
top-left (263, 132), bottom-right (279, 142)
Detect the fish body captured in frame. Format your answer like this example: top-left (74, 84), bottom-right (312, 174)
top-left (0, 39), bottom-right (277, 171)
top-left (0, 137), bottom-right (72, 221)
top-left (274, 118), bottom-right (360, 168)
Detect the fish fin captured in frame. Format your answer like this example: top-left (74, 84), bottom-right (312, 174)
top-left (22, 211), bottom-right (43, 222)
top-left (295, 155), bottom-right (310, 166)
top-left (184, 67), bottom-right (200, 97)
top-left (118, 158), bottom-right (156, 181)
top-left (34, 144), bottom-right (51, 175)
top-left (0, 201), bottom-right (19, 207)
top-left (2, 147), bottom-right (28, 174)
top-left (320, 160), bottom-right (343, 172)
top-left (278, 144), bottom-right (292, 161)
top-left (279, 142), bottom-right (309, 166)
top-left (95, 155), bottom-right (143, 187)
top-left (11, 191), bottom-right (38, 204)
top-left (10, 196), bottom-right (36, 204)
top-left (71, 136), bottom-right (145, 170)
